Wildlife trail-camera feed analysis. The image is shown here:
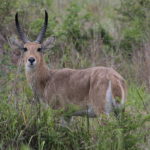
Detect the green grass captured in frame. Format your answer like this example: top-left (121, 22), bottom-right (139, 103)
top-left (0, 80), bottom-right (150, 150)
top-left (0, 0), bottom-right (150, 149)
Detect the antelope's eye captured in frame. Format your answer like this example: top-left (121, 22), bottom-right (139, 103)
top-left (37, 48), bottom-right (42, 52)
top-left (23, 47), bottom-right (28, 52)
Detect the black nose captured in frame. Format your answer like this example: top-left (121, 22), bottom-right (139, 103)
top-left (28, 57), bottom-right (35, 64)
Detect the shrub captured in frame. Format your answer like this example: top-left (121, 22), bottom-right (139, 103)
top-left (116, 0), bottom-right (150, 55)
top-left (0, 0), bottom-right (17, 30)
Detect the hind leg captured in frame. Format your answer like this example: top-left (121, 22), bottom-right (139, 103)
top-left (72, 105), bottom-right (97, 118)
top-left (60, 116), bottom-right (73, 127)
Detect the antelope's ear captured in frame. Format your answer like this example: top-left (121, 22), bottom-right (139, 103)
top-left (9, 37), bottom-right (24, 50)
top-left (42, 36), bottom-right (55, 50)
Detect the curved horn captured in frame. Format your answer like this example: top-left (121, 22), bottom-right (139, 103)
top-left (15, 12), bottom-right (30, 43)
top-left (35, 10), bottom-right (48, 43)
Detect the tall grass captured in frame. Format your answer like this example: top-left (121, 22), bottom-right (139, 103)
top-left (0, 0), bottom-right (150, 149)
top-left (0, 76), bottom-right (150, 150)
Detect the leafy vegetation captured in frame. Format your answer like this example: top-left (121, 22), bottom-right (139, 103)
top-left (0, 82), bottom-right (150, 150)
top-left (117, 0), bottom-right (150, 55)
top-left (0, 0), bottom-right (150, 149)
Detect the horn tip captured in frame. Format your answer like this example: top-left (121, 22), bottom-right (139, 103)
top-left (45, 10), bottom-right (48, 24)
top-left (45, 10), bottom-right (48, 14)
top-left (45, 10), bottom-right (48, 18)
top-left (15, 12), bottom-right (18, 18)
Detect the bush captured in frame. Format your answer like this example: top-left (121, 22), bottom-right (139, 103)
top-left (117, 0), bottom-right (150, 55)
top-left (0, 80), bottom-right (150, 150)
top-left (0, 0), bottom-right (17, 31)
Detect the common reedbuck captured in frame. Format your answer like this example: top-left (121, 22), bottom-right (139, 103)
top-left (12, 11), bottom-right (127, 118)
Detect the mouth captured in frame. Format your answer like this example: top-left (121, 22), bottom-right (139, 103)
top-left (29, 63), bottom-right (34, 66)
top-left (26, 62), bottom-right (36, 71)
top-left (28, 63), bottom-right (35, 68)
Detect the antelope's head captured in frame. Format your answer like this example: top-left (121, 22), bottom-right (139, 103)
top-left (12, 11), bottom-right (55, 71)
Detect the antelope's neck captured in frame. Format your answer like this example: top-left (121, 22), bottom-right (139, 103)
top-left (25, 64), bottom-right (50, 98)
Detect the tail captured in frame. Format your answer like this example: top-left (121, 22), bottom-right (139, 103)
top-left (118, 79), bottom-right (126, 105)
top-left (105, 80), bottom-right (125, 115)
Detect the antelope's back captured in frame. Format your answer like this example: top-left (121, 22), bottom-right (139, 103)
top-left (44, 67), bottom-right (127, 111)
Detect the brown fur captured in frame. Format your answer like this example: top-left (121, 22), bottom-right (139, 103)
top-left (23, 42), bottom-right (127, 115)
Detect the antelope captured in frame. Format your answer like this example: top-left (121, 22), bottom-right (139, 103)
top-left (12, 10), bottom-right (127, 119)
